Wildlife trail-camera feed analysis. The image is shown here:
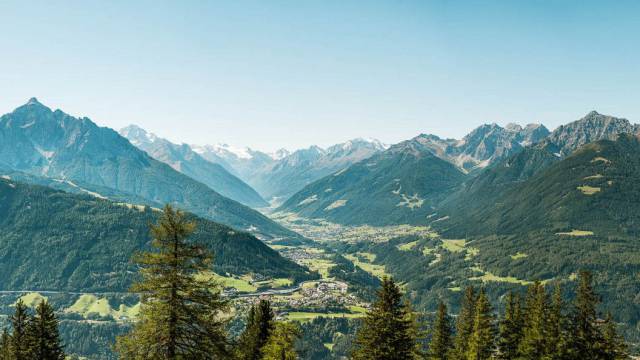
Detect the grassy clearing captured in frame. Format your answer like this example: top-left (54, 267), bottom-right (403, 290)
top-left (448, 287), bottom-right (462, 292)
top-left (65, 294), bottom-right (140, 320)
top-left (441, 239), bottom-right (479, 260)
top-left (256, 278), bottom-right (293, 288)
top-left (287, 311), bottom-right (365, 322)
top-left (300, 259), bottom-right (337, 279)
top-left (510, 252), bottom-right (528, 260)
top-left (397, 240), bottom-right (419, 251)
top-left (583, 174), bottom-right (603, 180)
top-left (577, 185), bottom-right (601, 195)
top-left (591, 157), bottom-right (611, 164)
top-left (324, 200), bottom-right (348, 211)
top-left (345, 253), bottom-right (388, 279)
top-left (441, 239), bottom-right (467, 252)
top-left (556, 230), bottom-right (594, 236)
top-left (469, 267), bottom-right (532, 285)
top-left (197, 272), bottom-right (258, 292)
top-left (17, 292), bottom-right (47, 307)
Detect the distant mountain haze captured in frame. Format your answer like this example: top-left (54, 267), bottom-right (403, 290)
top-left (193, 138), bottom-right (387, 204)
top-left (0, 98), bottom-right (298, 239)
top-left (119, 125), bottom-right (268, 208)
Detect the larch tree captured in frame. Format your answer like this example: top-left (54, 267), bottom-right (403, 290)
top-left (115, 204), bottom-right (230, 360)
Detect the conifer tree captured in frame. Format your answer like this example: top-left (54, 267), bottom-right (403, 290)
top-left (27, 300), bottom-right (65, 360)
top-left (518, 281), bottom-right (548, 359)
top-left (466, 288), bottom-right (495, 360)
top-left (351, 277), bottom-right (418, 360)
top-left (600, 313), bottom-right (628, 360)
top-left (261, 322), bottom-right (300, 360)
top-left (545, 283), bottom-right (568, 359)
top-left (496, 291), bottom-right (523, 360)
top-left (10, 300), bottom-right (32, 360)
top-left (428, 301), bottom-right (452, 360)
top-left (236, 300), bottom-right (275, 360)
top-left (451, 286), bottom-right (476, 360)
top-left (115, 204), bottom-right (230, 360)
top-left (570, 270), bottom-right (603, 359)
top-left (0, 329), bottom-right (10, 360)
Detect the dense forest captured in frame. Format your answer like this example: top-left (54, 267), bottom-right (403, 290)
top-left (1, 206), bottom-right (631, 359)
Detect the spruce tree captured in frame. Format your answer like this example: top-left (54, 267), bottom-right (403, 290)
top-left (28, 300), bottom-right (65, 360)
top-left (351, 277), bottom-right (419, 360)
top-left (451, 286), bottom-right (476, 360)
top-left (10, 300), bottom-right (32, 360)
top-left (496, 291), bottom-right (523, 360)
top-left (570, 270), bottom-right (603, 359)
top-left (428, 301), bottom-right (452, 360)
top-left (466, 288), bottom-right (495, 360)
top-left (545, 283), bottom-right (569, 359)
top-left (600, 313), bottom-right (628, 360)
top-left (261, 322), bottom-right (300, 360)
top-left (236, 299), bottom-right (275, 360)
top-left (0, 329), bottom-right (10, 360)
top-left (115, 204), bottom-right (230, 360)
top-left (518, 281), bottom-right (548, 359)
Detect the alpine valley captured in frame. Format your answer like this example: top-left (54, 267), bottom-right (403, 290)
top-left (1, 99), bottom-right (639, 358)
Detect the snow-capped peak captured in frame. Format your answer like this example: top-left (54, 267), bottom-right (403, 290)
top-left (119, 125), bottom-right (158, 146)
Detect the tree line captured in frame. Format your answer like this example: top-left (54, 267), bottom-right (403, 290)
top-left (352, 274), bottom-right (629, 360)
top-left (0, 205), bottom-right (632, 359)
top-left (0, 300), bottom-right (65, 360)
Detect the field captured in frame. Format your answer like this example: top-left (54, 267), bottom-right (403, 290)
top-left (344, 252), bottom-right (389, 279)
top-left (556, 229), bottom-right (594, 236)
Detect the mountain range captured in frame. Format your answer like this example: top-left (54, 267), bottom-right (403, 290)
top-left (193, 138), bottom-right (387, 204)
top-left (279, 121), bottom-right (551, 224)
top-left (0, 98), bottom-right (297, 239)
top-left (119, 125), bottom-right (268, 208)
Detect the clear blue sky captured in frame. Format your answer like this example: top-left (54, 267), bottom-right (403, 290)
top-left (1, 1), bottom-right (639, 151)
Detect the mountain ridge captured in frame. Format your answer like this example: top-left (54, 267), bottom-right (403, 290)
top-left (0, 99), bottom-right (296, 239)
top-left (120, 124), bottom-right (268, 208)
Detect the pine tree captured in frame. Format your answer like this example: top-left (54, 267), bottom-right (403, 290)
top-left (451, 286), bottom-right (476, 360)
top-left (518, 281), bottom-right (548, 359)
top-left (570, 270), bottom-right (603, 359)
top-left (10, 300), bottom-right (32, 360)
top-left (351, 277), bottom-right (419, 360)
top-left (496, 291), bottom-right (523, 360)
top-left (236, 299), bottom-right (275, 360)
top-left (600, 313), bottom-right (628, 360)
top-left (261, 322), bottom-right (300, 360)
top-left (545, 283), bottom-right (569, 359)
top-left (115, 204), bottom-right (230, 360)
top-left (428, 301), bottom-right (452, 360)
top-left (27, 300), bottom-right (65, 360)
top-left (0, 329), bottom-right (11, 360)
top-left (466, 288), bottom-right (495, 360)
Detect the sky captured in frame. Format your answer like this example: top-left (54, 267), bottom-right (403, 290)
top-left (1, 0), bottom-right (639, 152)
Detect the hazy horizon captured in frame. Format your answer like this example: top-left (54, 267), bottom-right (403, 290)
top-left (2, 1), bottom-right (639, 151)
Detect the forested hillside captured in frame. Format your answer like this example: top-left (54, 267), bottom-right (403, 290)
top-left (280, 136), bottom-right (467, 225)
top-left (0, 178), bottom-right (312, 292)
